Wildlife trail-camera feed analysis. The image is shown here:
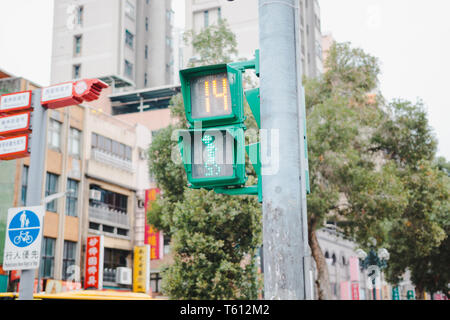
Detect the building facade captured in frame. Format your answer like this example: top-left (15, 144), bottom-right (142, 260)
top-left (183, 0), bottom-right (323, 78)
top-left (51, 0), bottom-right (174, 91)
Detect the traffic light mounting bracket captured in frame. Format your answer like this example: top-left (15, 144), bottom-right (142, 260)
top-left (214, 50), bottom-right (263, 202)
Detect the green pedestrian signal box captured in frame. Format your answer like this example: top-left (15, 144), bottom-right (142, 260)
top-left (180, 64), bottom-right (246, 127)
top-left (178, 53), bottom-right (261, 196)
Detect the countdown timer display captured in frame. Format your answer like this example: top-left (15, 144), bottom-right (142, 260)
top-left (191, 130), bottom-right (234, 179)
top-left (190, 73), bottom-right (232, 120)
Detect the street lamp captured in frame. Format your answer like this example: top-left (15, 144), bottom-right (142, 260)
top-left (357, 246), bottom-right (389, 300)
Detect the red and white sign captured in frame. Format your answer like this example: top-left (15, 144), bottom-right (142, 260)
top-left (84, 235), bottom-right (104, 290)
top-left (0, 91), bottom-right (32, 114)
top-left (0, 134), bottom-right (30, 160)
top-left (42, 79), bottom-right (108, 109)
top-left (0, 112), bottom-right (31, 138)
top-left (351, 282), bottom-right (360, 300)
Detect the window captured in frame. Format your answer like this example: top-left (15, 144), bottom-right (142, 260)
top-left (69, 127), bottom-right (81, 157)
top-left (89, 222), bottom-right (100, 230)
top-left (144, 73), bottom-right (148, 87)
top-left (91, 133), bottom-right (132, 162)
top-left (73, 64), bottom-right (81, 79)
top-left (316, 40), bottom-right (322, 61)
top-left (124, 60), bottom-right (133, 79)
top-left (125, 1), bottom-right (135, 20)
top-left (145, 45), bottom-right (148, 59)
top-left (125, 30), bottom-right (134, 49)
top-left (21, 165), bottom-right (29, 206)
top-left (166, 36), bottom-right (172, 48)
top-left (76, 6), bottom-right (84, 26)
top-left (74, 35), bottom-right (82, 56)
top-left (117, 228), bottom-right (128, 236)
top-left (40, 237), bottom-right (55, 278)
top-left (62, 241), bottom-right (77, 280)
top-left (48, 119), bottom-right (62, 150)
top-left (218, 7), bottom-right (222, 20)
top-left (89, 185), bottom-right (128, 213)
top-left (204, 10), bottom-right (209, 27)
top-left (104, 248), bottom-right (128, 269)
top-left (145, 17), bottom-right (149, 31)
top-left (103, 225), bottom-right (114, 233)
top-left (66, 179), bottom-right (79, 217)
top-left (45, 173), bottom-right (59, 212)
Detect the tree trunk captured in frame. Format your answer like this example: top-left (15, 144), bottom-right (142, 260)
top-left (308, 219), bottom-right (332, 300)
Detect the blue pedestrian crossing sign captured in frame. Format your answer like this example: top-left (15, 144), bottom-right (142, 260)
top-left (2, 206), bottom-right (44, 271)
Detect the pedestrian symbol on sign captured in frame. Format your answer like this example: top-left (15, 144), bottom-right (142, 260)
top-left (8, 210), bottom-right (40, 248)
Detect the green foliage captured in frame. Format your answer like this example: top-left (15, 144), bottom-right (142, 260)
top-left (161, 189), bottom-right (261, 299)
top-left (372, 99), bottom-right (437, 167)
top-left (183, 19), bottom-right (238, 66)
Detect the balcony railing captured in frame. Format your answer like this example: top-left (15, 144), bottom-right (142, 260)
top-left (91, 148), bottom-right (134, 173)
top-left (89, 204), bottom-right (129, 227)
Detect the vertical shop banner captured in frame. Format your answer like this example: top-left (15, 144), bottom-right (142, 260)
top-left (340, 281), bottom-right (350, 300)
top-left (133, 245), bottom-right (151, 293)
top-left (392, 286), bottom-right (400, 300)
top-left (349, 256), bottom-right (360, 282)
top-left (144, 188), bottom-right (161, 260)
top-left (351, 282), bottom-right (360, 300)
top-left (84, 235), bottom-right (104, 290)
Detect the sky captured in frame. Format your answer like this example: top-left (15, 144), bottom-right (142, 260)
top-left (0, 0), bottom-right (448, 159)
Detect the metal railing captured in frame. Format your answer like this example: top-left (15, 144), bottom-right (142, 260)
top-left (91, 148), bottom-right (134, 173)
top-left (88, 204), bottom-right (129, 227)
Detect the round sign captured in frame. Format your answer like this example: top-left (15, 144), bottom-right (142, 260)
top-left (8, 210), bottom-right (41, 248)
top-left (74, 80), bottom-right (88, 95)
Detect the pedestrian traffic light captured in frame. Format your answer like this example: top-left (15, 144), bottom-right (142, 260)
top-left (178, 52), bottom-right (261, 196)
top-left (178, 126), bottom-right (246, 189)
top-left (179, 64), bottom-right (245, 127)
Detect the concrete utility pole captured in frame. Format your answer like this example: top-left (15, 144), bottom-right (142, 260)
top-left (259, 0), bottom-right (309, 299)
top-left (18, 90), bottom-right (48, 300)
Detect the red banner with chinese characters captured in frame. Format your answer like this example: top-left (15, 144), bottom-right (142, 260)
top-left (144, 189), bottom-right (161, 260)
top-left (84, 235), bottom-right (104, 290)
top-left (351, 282), bottom-right (360, 300)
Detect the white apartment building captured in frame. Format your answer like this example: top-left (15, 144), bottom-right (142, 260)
top-left (183, 0), bottom-right (323, 78)
top-left (51, 0), bottom-right (174, 91)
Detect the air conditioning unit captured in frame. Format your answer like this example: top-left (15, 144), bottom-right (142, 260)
top-left (116, 267), bottom-right (132, 285)
top-left (89, 189), bottom-right (102, 201)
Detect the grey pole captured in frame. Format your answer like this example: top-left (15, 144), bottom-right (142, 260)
top-left (18, 89), bottom-right (48, 300)
top-left (293, 2), bottom-right (313, 300)
top-left (259, 0), bottom-right (308, 300)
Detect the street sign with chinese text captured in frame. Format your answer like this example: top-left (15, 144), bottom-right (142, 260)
top-left (0, 91), bottom-right (32, 115)
top-left (41, 79), bottom-right (108, 109)
top-left (0, 134), bottom-right (30, 160)
top-left (0, 111), bottom-right (31, 138)
top-left (84, 235), bottom-right (104, 290)
top-left (2, 206), bottom-right (44, 271)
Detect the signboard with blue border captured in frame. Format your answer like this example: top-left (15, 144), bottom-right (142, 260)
top-left (2, 206), bottom-right (44, 271)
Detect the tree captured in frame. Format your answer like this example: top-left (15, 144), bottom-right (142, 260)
top-left (148, 20), bottom-right (262, 299)
top-left (304, 42), bottom-right (407, 299)
top-left (183, 19), bottom-right (238, 67)
top-left (373, 99), bottom-right (449, 299)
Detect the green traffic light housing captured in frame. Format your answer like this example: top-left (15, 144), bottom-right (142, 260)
top-left (179, 64), bottom-right (246, 128)
top-left (178, 126), bottom-right (247, 189)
